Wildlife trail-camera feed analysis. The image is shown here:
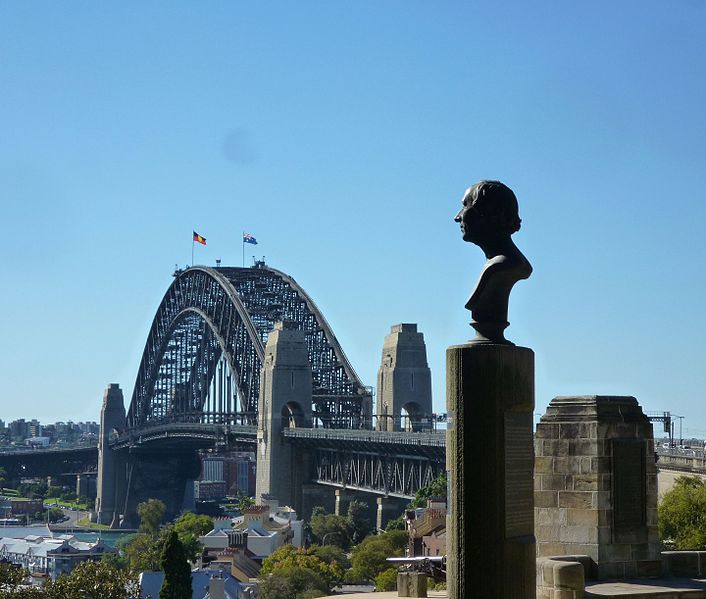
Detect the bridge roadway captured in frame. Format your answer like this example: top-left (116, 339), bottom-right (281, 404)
top-left (0, 427), bottom-right (447, 499)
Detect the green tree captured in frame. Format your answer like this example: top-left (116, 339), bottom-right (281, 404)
top-left (159, 529), bottom-right (192, 599)
top-left (375, 567), bottom-right (398, 591)
top-left (46, 561), bottom-right (142, 599)
top-left (138, 498), bottom-right (166, 535)
top-left (348, 530), bottom-right (407, 583)
top-left (0, 562), bottom-right (26, 587)
top-left (408, 473), bottom-right (447, 509)
top-left (260, 544), bottom-right (344, 591)
top-left (385, 515), bottom-right (405, 531)
top-left (236, 492), bottom-right (255, 513)
top-left (346, 499), bottom-right (371, 545)
top-left (258, 566), bottom-right (328, 599)
top-left (47, 507), bottom-right (64, 523)
top-left (173, 512), bottom-right (214, 562)
top-left (309, 510), bottom-right (351, 549)
top-left (659, 475), bottom-right (706, 549)
top-left (309, 543), bottom-right (350, 571)
top-left (0, 466), bottom-right (6, 490)
top-left (123, 532), bottom-right (164, 572)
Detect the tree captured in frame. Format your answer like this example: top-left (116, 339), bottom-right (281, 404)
top-left (260, 544), bottom-right (344, 592)
top-left (385, 515), bottom-right (405, 531)
top-left (258, 566), bottom-right (328, 599)
top-left (408, 473), bottom-right (447, 509)
top-left (122, 532), bottom-right (164, 572)
top-left (348, 530), bottom-right (407, 583)
top-left (236, 492), bottom-right (255, 513)
top-left (375, 567), bottom-right (398, 591)
top-left (309, 544), bottom-right (350, 571)
top-left (46, 561), bottom-right (143, 599)
top-left (659, 475), bottom-right (706, 549)
top-left (346, 499), bottom-right (371, 545)
top-left (309, 511), bottom-right (352, 549)
top-left (159, 529), bottom-right (192, 599)
top-left (173, 512), bottom-right (214, 562)
top-left (138, 498), bottom-right (166, 535)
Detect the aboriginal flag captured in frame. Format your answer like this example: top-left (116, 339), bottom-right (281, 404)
top-left (193, 231), bottom-right (206, 245)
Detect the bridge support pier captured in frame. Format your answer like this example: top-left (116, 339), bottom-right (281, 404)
top-left (376, 324), bottom-right (432, 432)
top-left (334, 489), bottom-right (356, 517)
top-left (376, 496), bottom-right (406, 531)
top-left (255, 322), bottom-right (313, 512)
top-left (95, 384), bottom-right (126, 527)
top-left (301, 484), bottom-right (334, 522)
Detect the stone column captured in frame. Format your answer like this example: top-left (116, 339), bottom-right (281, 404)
top-left (334, 489), bottom-right (355, 517)
top-left (376, 496), bottom-right (406, 531)
top-left (446, 343), bottom-right (535, 599)
top-left (255, 322), bottom-right (313, 510)
top-left (95, 384), bottom-right (126, 526)
top-left (376, 324), bottom-right (433, 432)
top-left (535, 396), bottom-right (660, 579)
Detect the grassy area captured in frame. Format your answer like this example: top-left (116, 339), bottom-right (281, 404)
top-left (0, 488), bottom-right (19, 497)
top-left (43, 497), bottom-right (91, 510)
top-left (75, 516), bottom-right (111, 530)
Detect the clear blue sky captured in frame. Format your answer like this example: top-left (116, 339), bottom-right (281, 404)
top-left (1, 2), bottom-right (705, 437)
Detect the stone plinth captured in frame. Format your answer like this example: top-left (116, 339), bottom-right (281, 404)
top-left (535, 396), bottom-right (660, 579)
top-left (397, 572), bottom-right (428, 597)
top-left (446, 343), bottom-right (535, 599)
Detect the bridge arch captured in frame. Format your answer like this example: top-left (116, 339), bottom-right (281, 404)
top-left (126, 264), bottom-right (371, 430)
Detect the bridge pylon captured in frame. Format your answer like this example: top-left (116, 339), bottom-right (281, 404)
top-left (376, 324), bottom-right (432, 432)
top-left (95, 384), bottom-right (126, 527)
top-left (255, 321), bottom-right (313, 513)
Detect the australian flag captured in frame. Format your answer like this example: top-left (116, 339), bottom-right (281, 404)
top-left (243, 233), bottom-right (258, 245)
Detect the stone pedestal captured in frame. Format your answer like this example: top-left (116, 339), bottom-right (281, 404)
top-left (446, 343), bottom-right (535, 599)
top-left (535, 396), bottom-right (660, 579)
top-left (397, 572), bottom-right (428, 597)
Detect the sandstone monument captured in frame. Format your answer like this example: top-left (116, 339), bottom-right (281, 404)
top-left (447, 180), bottom-right (535, 598)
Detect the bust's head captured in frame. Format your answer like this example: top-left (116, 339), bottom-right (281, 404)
top-left (455, 180), bottom-right (521, 244)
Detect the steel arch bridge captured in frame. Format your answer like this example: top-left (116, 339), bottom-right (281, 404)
top-left (126, 263), bottom-right (372, 431)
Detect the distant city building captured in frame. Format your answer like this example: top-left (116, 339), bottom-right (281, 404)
top-left (194, 480), bottom-right (227, 500)
top-left (25, 437), bottom-right (50, 448)
top-left (197, 452), bottom-right (256, 498)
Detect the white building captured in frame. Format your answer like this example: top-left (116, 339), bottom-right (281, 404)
top-left (0, 534), bottom-right (116, 580)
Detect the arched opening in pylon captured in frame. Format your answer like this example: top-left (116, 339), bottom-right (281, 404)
top-left (282, 401), bottom-right (306, 428)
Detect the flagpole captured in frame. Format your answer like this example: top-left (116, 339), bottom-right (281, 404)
top-left (192, 235), bottom-right (194, 267)
top-left (242, 231), bottom-right (245, 267)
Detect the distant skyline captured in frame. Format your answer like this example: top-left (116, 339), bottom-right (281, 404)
top-left (2, 2), bottom-right (706, 436)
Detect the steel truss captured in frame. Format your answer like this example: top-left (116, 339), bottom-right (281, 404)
top-left (314, 447), bottom-right (445, 498)
top-left (127, 264), bottom-right (371, 429)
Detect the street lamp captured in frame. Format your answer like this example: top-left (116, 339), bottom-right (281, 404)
top-left (321, 532), bottom-right (340, 546)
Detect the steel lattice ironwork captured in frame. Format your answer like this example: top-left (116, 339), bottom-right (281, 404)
top-left (314, 447), bottom-right (445, 498)
top-left (126, 264), bottom-right (371, 430)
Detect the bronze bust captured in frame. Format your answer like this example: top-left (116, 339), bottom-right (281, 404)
top-left (454, 180), bottom-right (532, 344)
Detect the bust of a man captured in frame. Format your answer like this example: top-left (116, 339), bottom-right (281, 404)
top-left (454, 180), bottom-right (532, 344)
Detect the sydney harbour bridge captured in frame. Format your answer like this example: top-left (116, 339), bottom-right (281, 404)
top-left (1, 262), bottom-right (444, 527)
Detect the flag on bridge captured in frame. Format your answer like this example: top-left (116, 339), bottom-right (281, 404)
top-left (193, 231), bottom-right (207, 245)
top-left (243, 233), bottom-right (258, 245)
